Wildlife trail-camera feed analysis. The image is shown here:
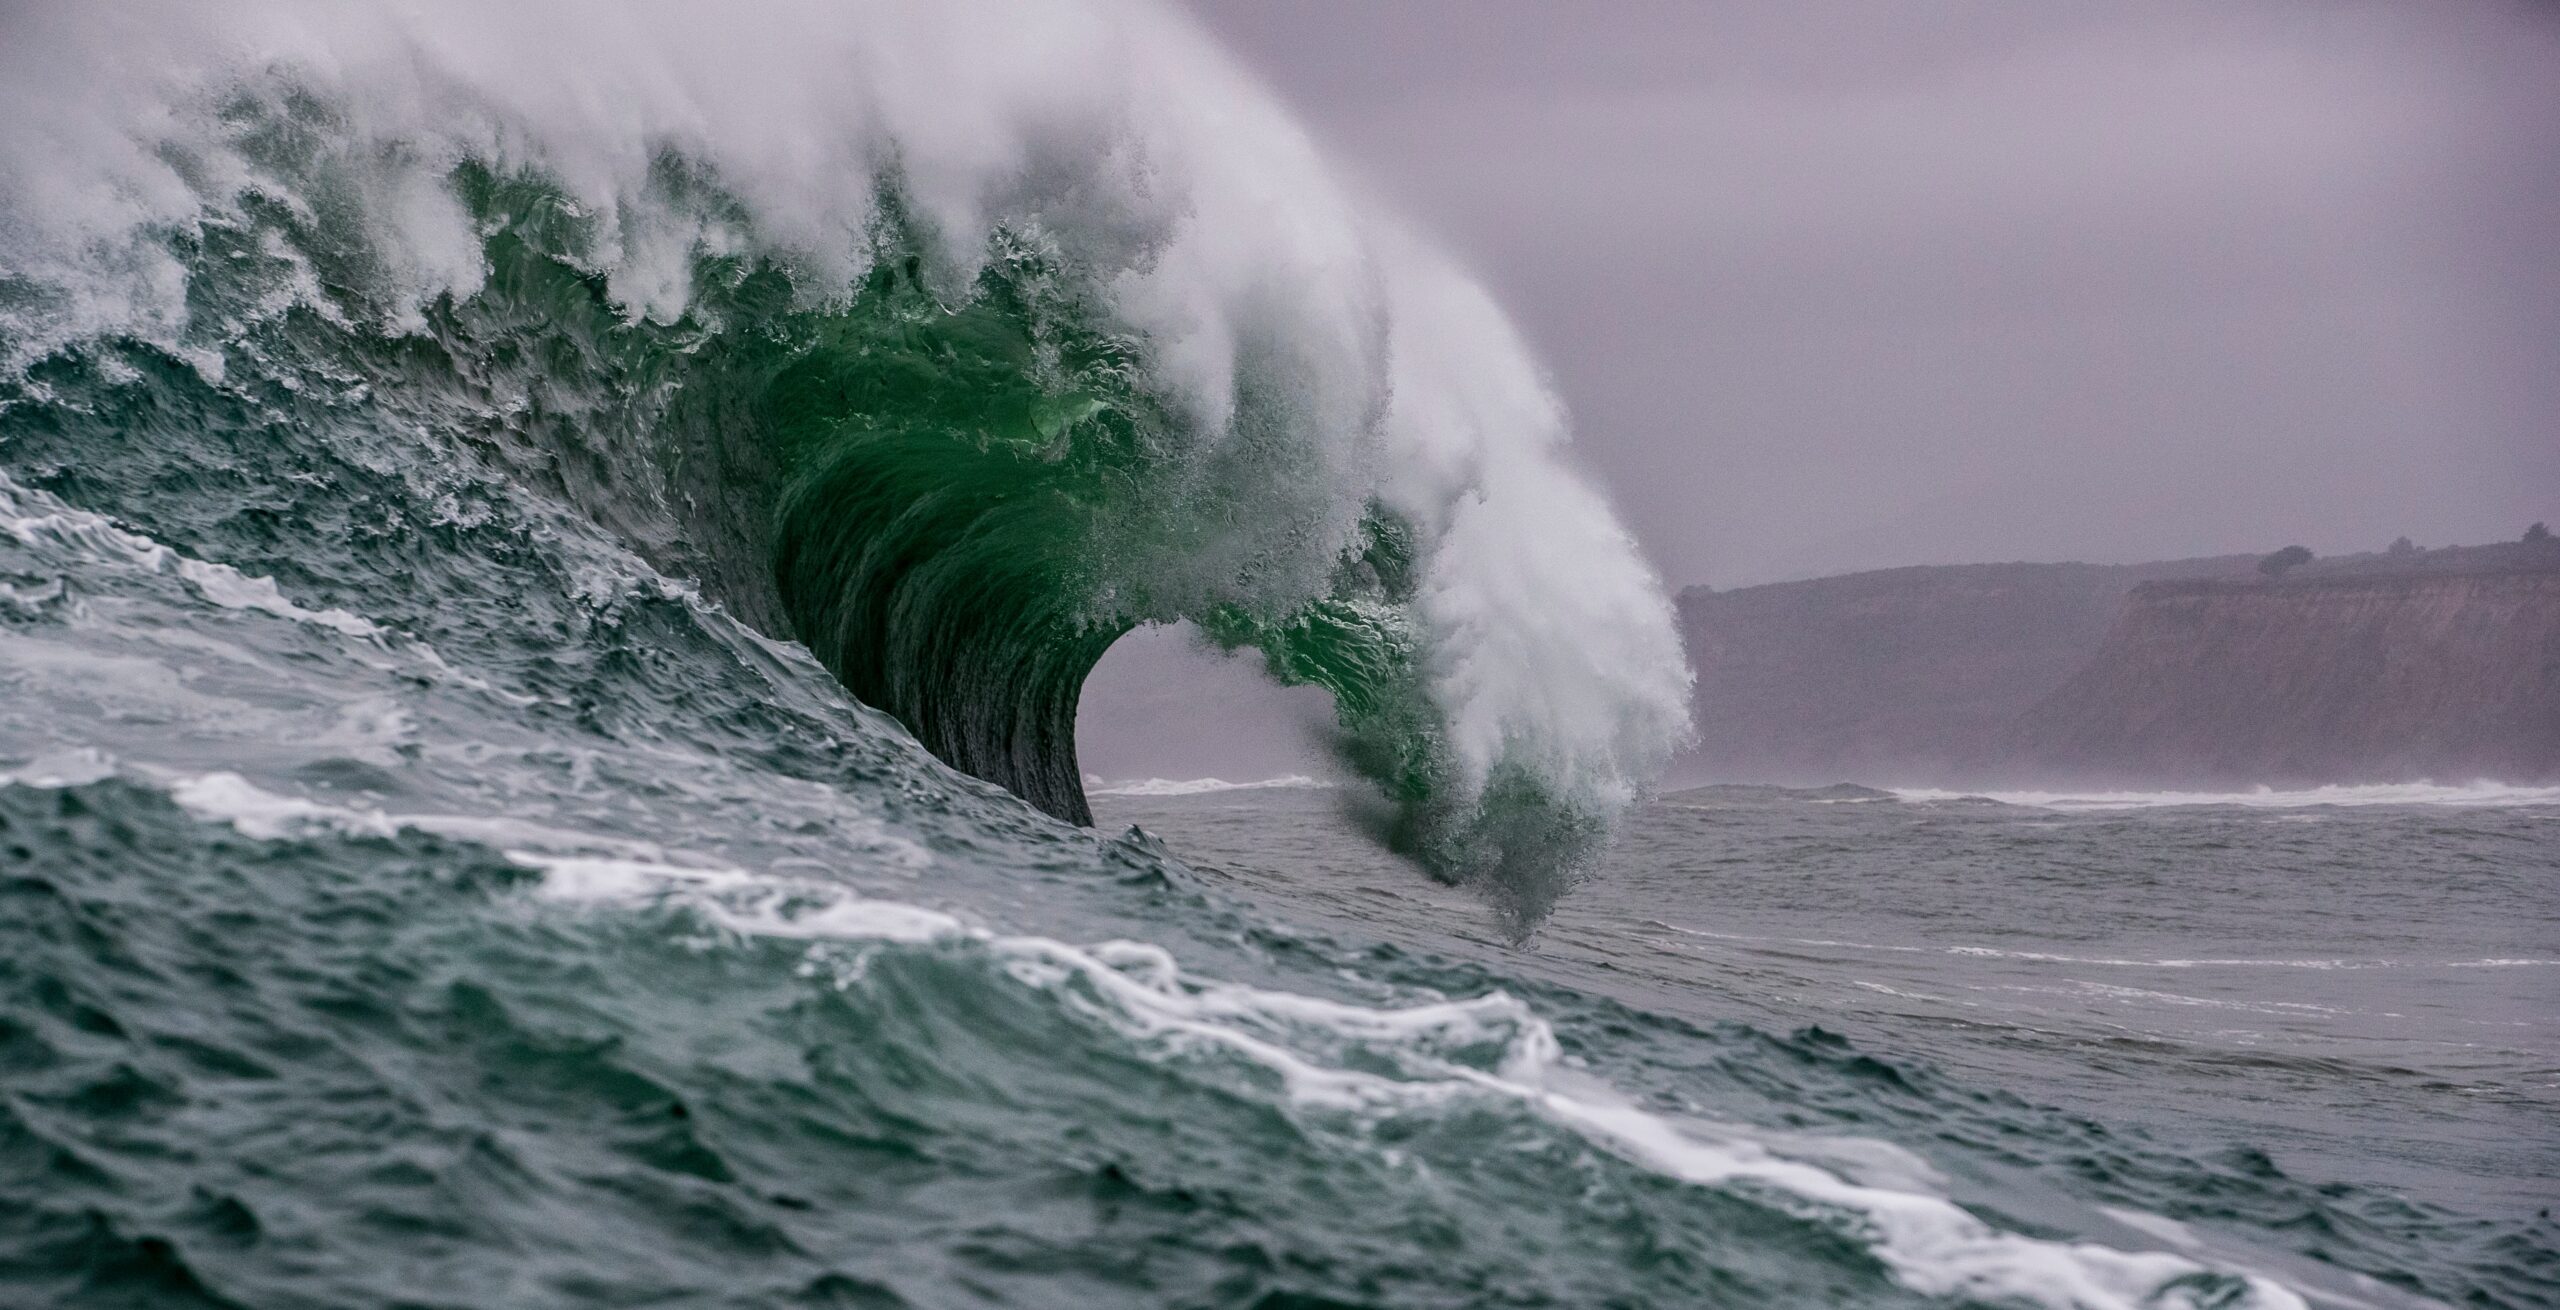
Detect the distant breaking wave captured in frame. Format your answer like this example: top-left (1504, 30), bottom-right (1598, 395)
top-left (1087, 775), bottom-right (1338, 798)
top-left (0, 0), bottom-right (1691, 925)
top-left (1891, 781), bottom-right (2560, 811)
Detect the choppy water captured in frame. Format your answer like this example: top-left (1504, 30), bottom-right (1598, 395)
top-left (4, 451), bottom-right (2546, 1309)
top-left (3, 3), bottom-right (2555, 1306)
top-left (1096, 784), bottom-right (2560, 1225)
top-left (4, 463), bottom-right (2557, 1310)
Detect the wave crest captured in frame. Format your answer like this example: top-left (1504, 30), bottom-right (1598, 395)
top-left (0, 0), bottom-right (1691, 924)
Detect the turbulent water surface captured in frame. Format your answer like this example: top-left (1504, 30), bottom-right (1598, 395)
top-left (1099, 784), bottom-right (2560, 1229)
top-left (2, 2), bottom-right (2553, 1307)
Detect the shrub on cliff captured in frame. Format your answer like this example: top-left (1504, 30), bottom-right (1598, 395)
top-left (2258, 545), bottom-right (2314, 578)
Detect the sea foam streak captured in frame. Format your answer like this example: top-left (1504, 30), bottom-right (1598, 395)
top-left (1893, 781), bottom-right (2560, 810)
top-left (0, 9), bottom-right (2533, 1305)
top-left (529, 855), bottom-right (2309, 1310)
top-left (0, 0), bottom-right (1690, 923)
top-left (0, 471), bottom-right (380, 640)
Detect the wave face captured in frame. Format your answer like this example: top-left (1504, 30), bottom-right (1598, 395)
top-left (0, 6), bottom-right (2529, 1307)
top-left (0, 0), bottom-right (1689, 925)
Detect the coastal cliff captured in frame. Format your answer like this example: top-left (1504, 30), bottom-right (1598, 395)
top-left (1676, 541), bottom-right (2560, 785)
top-left (1675, 557), bottom-right (2253, 781)
top-left (2010, 568), bottom-right (2560, 784)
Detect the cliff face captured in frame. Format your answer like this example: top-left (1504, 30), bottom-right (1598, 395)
top-left (1675, 543), bottom-right (2560, 786)
top-left (1677, 557), bottom-right (2253, 782)
top-left (2009, 570), bottom-right (2560, 784)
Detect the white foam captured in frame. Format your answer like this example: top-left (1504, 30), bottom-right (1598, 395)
top-left (1942, 946), bottom-right (2558, 971)
top-left (146, 770), bottom-right (937, 878)
top-left (171, 559), bottom-right (381, 638)
top-left (515, 853), bottom-right (958, 943)
top-left (102, 766), bottom-right (2316, 1308)
top-left (1654, 921), bottom-right (2555, 973)
top-left (537, 857), bottom-right (2307, 1310)
top-left (1536, 1093), bottom-right (2303, 1310)
top-left (0, 747), bottom-right (121, 789)
top-left (167, 771), bottom-right (401, 841)
top-left (0, 0), bottom-right (1691, 841)
top-left (1892, 781), bottom-right (2560, 811)
top-left (0, 471), bottom-right (382, 639)
top-left (1087, 774), bottom-right (1334, 797)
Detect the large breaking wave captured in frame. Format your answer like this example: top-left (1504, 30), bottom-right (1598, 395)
top-left (8, 8), bottom-right (2539, 1308)
top-left (0, 0), bottom-right (1690, 926)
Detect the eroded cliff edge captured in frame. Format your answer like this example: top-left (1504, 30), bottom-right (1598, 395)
top-left (1676, 541), bottom-right (2560, 785)
top-left (2009, 567), bottom-right (2560, 784)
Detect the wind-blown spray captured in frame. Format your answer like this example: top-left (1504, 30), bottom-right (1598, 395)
top-left (0, 0), bottom-right (1691, 926)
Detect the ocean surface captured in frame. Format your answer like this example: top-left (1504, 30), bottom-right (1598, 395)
top-left (2, 4), bottom-right (2554, 1307)
top-left (1095, 782), bottom-right (2560, 1224)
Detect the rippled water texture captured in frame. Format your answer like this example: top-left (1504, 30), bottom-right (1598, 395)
top-left (2, 453), bottom-right (2551, 1304)
top-left (1096, 785), bottom-right (2560, 1223)
top-left (2, 3), bottom-right (2553, 1305)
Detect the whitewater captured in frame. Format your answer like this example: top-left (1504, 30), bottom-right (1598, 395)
top-left (0, 2), bottom-right (2549, 1307)
top-left (0, 0), bottom-right (1691, 922)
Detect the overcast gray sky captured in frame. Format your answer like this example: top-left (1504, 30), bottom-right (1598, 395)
top-left (1181, 0), bottom-right (2560, 588)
